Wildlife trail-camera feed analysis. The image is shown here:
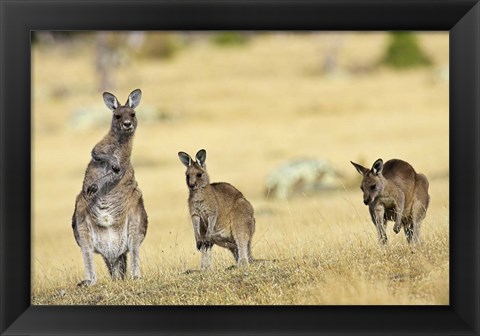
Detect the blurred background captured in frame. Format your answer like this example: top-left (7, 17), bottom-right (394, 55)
top-left (32, 32), bottom-right (449, 304)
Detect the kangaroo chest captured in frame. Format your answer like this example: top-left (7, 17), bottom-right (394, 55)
top-left (376, 196), bottom-right (406, 221)
top-left (378, 196), bottom-right (396, 209)
top-left (189, 193), bottom-right (235, 247)
top-left (189, 193), bottom-right (216, 223)
top-left (91, 197), bottom-right (126, 227)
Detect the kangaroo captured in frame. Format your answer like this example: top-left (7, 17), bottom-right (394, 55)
top-left (351, 159), bottom-right (430, 244)
top-left (178, 149), bottom-right (255, 269)
top-left (72, 89), bottom-right (148, 286)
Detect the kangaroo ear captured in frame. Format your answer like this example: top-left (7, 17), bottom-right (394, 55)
top-left (195, 149), bottom-right (207, 167)
top-left (103, 92), bottom-right (120, 111)
top-left (351, 161), bottom-right (368, 176)
top-left (126, 89), bottom-right (142, 109)
top-left (372, 159), bottom-right (384, 175)
top-left (178, 152), bottom-right (192, 167)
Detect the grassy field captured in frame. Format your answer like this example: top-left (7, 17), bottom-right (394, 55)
top-left (32, 32), bottom-right (449, 305)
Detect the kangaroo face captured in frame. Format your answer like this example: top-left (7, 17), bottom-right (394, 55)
top-left (359, 172), bottom-right (384, 205)
top-left (351, 159), bottom-right (385, 206)
top-left (111, 106), bottom-right (137, 134)
top-left (179, 149), bottom-right (210, 190)
top-left (103, 89), bottom-right (142, 135)
top-left (185, 163), bottom-right (209, 190)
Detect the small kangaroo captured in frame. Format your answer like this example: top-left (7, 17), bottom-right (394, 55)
top-left (178, 149), bottom-right (255, 269)
top-left (72, 89), bottom-right (148, 286)
top-left (351, 159), bottom-right (430, 244)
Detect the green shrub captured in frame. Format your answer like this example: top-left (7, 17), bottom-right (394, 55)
top-left (211, 32), bottom-right (249, 47)
top-left (382, 32), bottom-right (432, 69)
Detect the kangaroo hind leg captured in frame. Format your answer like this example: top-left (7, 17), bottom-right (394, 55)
top-left (233, 220), bottom-right (254, 268)
top-left (73, 197), bottom-right (97, 286)
top-left (128, 196), bottom-right (148, 279)
top-left (403, 218), bottom-right (414, 244)
top-left (411, 202), bottom-right (427, 244)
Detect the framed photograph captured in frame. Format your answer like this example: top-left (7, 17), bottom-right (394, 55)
top-left (1, 0), bottom-right (479, 335)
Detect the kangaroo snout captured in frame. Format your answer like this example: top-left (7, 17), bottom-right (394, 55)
top-left (186, 175), bottom-right (197, 190)
top-left (363, 198), bottom-right (371, 205)
top-left (122, 120), bottom-right (133, 130)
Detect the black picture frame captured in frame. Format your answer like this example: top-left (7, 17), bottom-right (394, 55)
top-left (1, 0), bottom-right (479, 335)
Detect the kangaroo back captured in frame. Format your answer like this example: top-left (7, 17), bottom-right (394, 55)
top-left (210, 182), bottom-right (246, 207)
top-left (382, 159), bottom-right (416, 190)
top-left (211, 182), bottom-right (255, 232)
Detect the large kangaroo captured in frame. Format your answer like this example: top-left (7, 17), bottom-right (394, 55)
top-left (351, 159), bottom-right (429, 244)
top-left (178, 149), bottom-right (255, 269)
top-left (72, 89), bottom-right (148, 286)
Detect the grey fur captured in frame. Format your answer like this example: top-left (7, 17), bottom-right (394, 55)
top-left (178, 149), bottom-right (255, 269)
top-left (72, 89), bottom-right (148, 286)
top-left (351, 158), bottom-right (430, 245)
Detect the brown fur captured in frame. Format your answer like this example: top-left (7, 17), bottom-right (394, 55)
top-left (351, 158), bottom-right (430, 244)
top-left (72, 89), bottom-right (148, 286)
top-left (178, 149), bottom-right (255, 269)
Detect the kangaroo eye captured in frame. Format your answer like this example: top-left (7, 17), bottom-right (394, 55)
top-left (131, 113), bottom-right (135, 117)
top-left (196, 173), bottom-right (202, 178)
top-left (114, 114), bottom-right (121, 120)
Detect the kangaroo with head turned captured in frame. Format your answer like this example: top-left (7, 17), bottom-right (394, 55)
top-left (351, 159), bottom-right (430, 244)
top-left (178, 149), bottom-right (255, 269)
top-left (72, 89), bottom-right (148, 286)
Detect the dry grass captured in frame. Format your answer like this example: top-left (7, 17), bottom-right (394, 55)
top-left (32, 32), bottom-right (449, 305)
